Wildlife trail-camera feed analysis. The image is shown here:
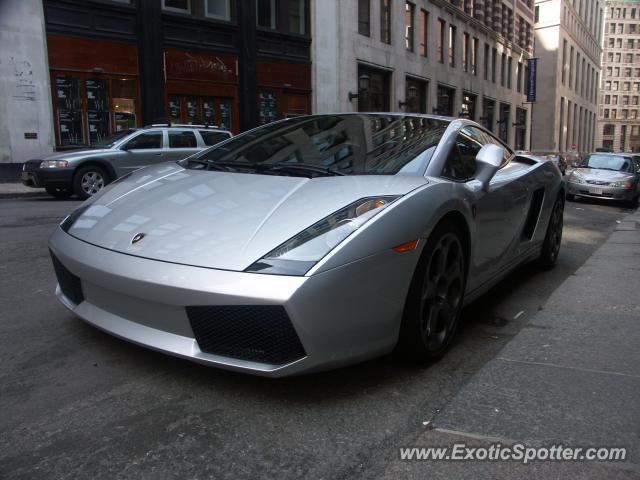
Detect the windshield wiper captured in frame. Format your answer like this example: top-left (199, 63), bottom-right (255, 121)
top-left (264, 163), bottom-right (346, 177)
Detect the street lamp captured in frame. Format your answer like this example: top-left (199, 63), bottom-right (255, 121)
top-left (348, 74), bottom-right (371, 102)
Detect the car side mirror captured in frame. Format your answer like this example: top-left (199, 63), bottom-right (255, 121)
top-left (475, 144), bottom-right (503, 191)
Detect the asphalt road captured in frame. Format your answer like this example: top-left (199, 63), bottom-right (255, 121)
top-left (0, 195), bottom-right (632, 479)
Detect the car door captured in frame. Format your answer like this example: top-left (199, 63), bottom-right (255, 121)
top-left (163, 129), bottom-right (202, 161)
top-left (119, 130), bottom-right (166, 173)
top-left (446, 126), bottom-right (529, 291)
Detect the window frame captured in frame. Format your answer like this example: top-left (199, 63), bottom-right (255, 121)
top-left (204, 0), bottom-right (231, 21)
top-left (161, 0), bottom-right (191, 14)
top-left (121, 130), bottom-right (164, 150)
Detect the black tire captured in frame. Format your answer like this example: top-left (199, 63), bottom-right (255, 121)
top-left (45, 186), bottom-right (73, 199)
top-left (396, 220), bottom-right (467, 361)
top-left (626, 195), bottom-right (639, 209)
top-left (73, 165), bottom-right (109, 200)
top-left (566, 193), bottom-right (575, 202)
top-left (538, 195), bottom-right (564, 270)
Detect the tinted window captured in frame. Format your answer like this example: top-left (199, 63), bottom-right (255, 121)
top-left (443, 128), bottom-right (482, 181)
top-left (192, 115), bottom-right (449, 176)
top-left (200, 130), bottom-right (230, 146)
top-left (123, 132), bottom-right (162, 150)
top-left (169, 130), bottom-right (197, 148)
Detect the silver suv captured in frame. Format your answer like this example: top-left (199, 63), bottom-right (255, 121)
top-left (22, 125), bottom-right (232, 199)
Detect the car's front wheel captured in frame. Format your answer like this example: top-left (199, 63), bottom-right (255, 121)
top-left (397, 220), bottom-right (467, 361)
top-left (73, 165), bottom-right (109, 199)
top-left (45, 186), bottom-right (72, 199)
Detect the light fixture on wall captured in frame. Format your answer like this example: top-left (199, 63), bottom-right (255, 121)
top-left (348, 74), bottom-right (371, 102)
top-left (399, 85), bottom-right (418, 109)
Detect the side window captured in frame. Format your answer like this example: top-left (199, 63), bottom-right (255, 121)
top-left (168, 130), bottom-right (197, 148)
top-left (123, 131), bottom-right (162, 150)
top-left (443, 129), bottom-right (482, 181)
top-left (200, 130), bottom-right (230, 146)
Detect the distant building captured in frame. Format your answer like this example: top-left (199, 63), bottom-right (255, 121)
top-left (312, 0), bottom-right (535, 149)
top-left (532, 0), bottom-right (604, 155)
top-left (595, 0), bottom-right (640, 153)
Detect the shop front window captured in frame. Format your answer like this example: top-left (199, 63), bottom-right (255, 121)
top-left (52, 73), bottom-right (139, 148)
top-left (112, 79), bottom-right (137, 132)
top-left (55, 76), bottom-right (84, 146)
top-left (259, 91), bottom-right (278, 125)
top-left (86, 79), bottom-right (110, 145)
top-left (168, 95), bottom-right (233, 128)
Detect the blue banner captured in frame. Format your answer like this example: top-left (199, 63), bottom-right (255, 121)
top-left (527, 58), bottom-right (537, 103)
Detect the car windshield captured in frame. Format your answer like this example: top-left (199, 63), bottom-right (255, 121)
top-left (90, 129), bottom-right (139, 149)
top-left (580, 154), bottom-right (633, 172)
top-left (182, 114), bottom-right (448, 177)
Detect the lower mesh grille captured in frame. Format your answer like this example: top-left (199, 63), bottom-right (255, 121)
top-left (50, 251), bottom-right (84, 305)
top-left (186, 305), bottom-right (306, 365)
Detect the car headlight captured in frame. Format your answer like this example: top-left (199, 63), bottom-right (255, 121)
top-left (610, 180), bottom-right (633, 189)
top-left (569, 174), bottom-right (585, 184)
top-left (40, 160), bottom-right (69, 168)
top-left (245, 196), bottom-right (399, 276)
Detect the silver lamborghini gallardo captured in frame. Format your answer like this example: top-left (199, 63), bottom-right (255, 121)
top-left (49, 114), bottom-right (565, 376)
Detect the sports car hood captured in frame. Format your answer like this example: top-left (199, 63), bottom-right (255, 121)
top-left (65, 163), bottom-right (427, 271)
top-left (573, 168), bottom-right (634, 182)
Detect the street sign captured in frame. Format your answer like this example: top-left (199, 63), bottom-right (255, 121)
top-left (527, 58), bottom-right (537, 103)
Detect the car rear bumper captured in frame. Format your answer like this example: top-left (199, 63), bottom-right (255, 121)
top-left (49, 228), bottom-right (417, 376)
top-left (567, 181), bottom-right (635, 201)
top-left (22, 168), bottom-right (74, 189)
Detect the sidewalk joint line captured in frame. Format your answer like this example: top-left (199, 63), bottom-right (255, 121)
top-left (497, 357), bottom-right (640, 379)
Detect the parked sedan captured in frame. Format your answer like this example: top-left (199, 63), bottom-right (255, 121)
top-left (566, 152), bottom-right (640, 206)
top-left (22, 126), bottom-right (232, 199)
top-left (49, 113), bottom-right (564, 377)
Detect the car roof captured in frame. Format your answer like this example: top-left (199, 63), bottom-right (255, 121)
top-left (142, 124), bottom-right (231, 133)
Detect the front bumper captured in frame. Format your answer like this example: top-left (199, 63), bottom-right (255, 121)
top-left (49, 228), bottom-right (417, 377)
top-left (567, 180), bottom-right (635, 201)
top-left (22, 168), bottom-right (74, 189)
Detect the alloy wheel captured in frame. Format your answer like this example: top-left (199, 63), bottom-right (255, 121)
top-left (419, 233), bottom-right (464, 352)
top-left (80, 171), bottom-right (105, 196)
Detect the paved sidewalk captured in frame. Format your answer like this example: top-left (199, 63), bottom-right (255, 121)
top-left (384, 208), bottom-right (640, 479)
top-left (0, 182), bottom-right (46, 199)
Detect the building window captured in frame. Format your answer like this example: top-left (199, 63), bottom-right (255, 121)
top-left (561, 40), bottom-right (567, 85)
top-left (500, 53), bottom-right (506, 87)
top-left (162, 0), bottom-right (190, 14)
top-left (358, 0), bottom-right (370, 36)
top-left (498, 102), bottom-right (510, 143)
top-left (471, 38), bottom-right (478, 76)
top-left (482, 97), bottom-right (495, 133)
top-left (405, 2), bottom-right (415, 51)
top-left (437, 19), bottom-right (445, 63)
top-left (404, 77), bottom-right (427, 113)
top-left (462, 33), bottom-right (469, 73)
top-left (507, 57), bottom-right (512, 89)
top-left (515, 107), bottom-right (527, 150)
top-left (491, 48), bottom-right (497, 83)
top-left (436, 84), bottom-right (455, 116)
top-left (205, 0), bottom-right (230, 20)
top-left (461, 92), bottom-right (477, 120)
top-left (603, 124), bottom-right (615, 135)
top-left (484, 43), bottom-right (489, 80)
top-left (288, 0), bottom-right (305, 34)
top-left (257, 0), bottom-right (276, 29)
top-left (357, 64), bottom-right (390, 112)
top-left (419, 9), bottom-right (428, 56)
top-left (517, 61), bottom-right (522, 93)
top-left (448, 25), bottom-right (456, 68)
top-left (381, 0), bottom-right (391, 44)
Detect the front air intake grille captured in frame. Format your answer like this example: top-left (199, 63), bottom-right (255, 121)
top-left (50, 251), bottom-right (84, 305)
top-left (186, 305), bottom-right (306, 365)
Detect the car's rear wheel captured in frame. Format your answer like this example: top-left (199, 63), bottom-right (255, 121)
top-left (397, 220), bottom-right (467, 361)
top-left (538, 195), bottom-right (564, 270)
top-left (73, 165), bottom-right (109, 199)
top-left (45, 186), bottom-right (72, 199)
